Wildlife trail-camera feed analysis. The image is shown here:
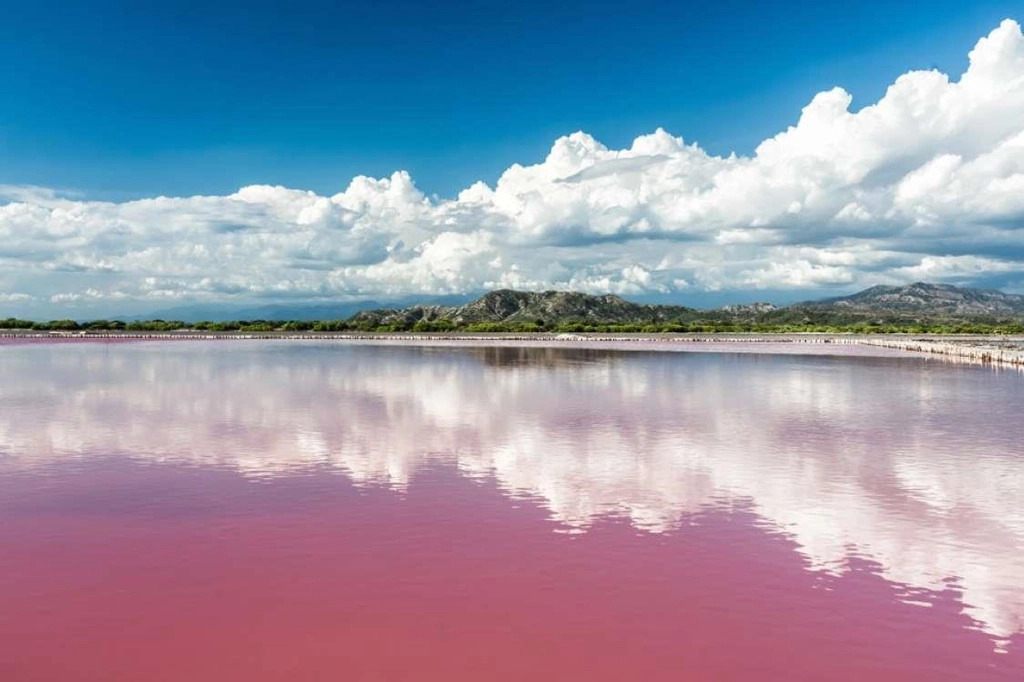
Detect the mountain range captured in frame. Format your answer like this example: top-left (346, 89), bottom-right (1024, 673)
top-left (798, 282), bottom-right (1024, 316)
top-left (348, 283), bottom-right (1024, 327)
top-left (10, 282), bottom-right (1021, 327)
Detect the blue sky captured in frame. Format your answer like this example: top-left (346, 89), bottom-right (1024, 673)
top-left (2, 1), bottom-right (1024, 315)
top-left (1, 0), bottom-right (1018, 199)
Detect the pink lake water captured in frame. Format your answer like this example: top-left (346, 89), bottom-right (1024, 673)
top-left (0, 340), bottom-right (1022, 681)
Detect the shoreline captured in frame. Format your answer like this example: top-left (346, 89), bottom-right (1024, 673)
top-left (3, 330), bottom-right (1024, 370)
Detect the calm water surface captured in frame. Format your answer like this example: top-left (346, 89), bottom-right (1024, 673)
top-left (0, 340), bottom-right (1022, 681)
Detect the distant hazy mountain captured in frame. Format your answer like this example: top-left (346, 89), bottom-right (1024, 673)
top-left (135, 294), bottom-right (473, 322)
top-left (798, 282), bottom-right (1024, 316)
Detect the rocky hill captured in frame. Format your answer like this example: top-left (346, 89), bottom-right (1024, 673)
top-left (798, 282), bottom-right (1024, 316)
top-left (351, 289), bottom-right (699, 326)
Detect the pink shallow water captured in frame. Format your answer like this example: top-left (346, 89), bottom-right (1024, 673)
top-left (0, 341), bottom-right (1022, 681)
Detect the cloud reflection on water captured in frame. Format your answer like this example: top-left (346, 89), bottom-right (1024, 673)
top-left (0, 341), bottom-right (1022, 644)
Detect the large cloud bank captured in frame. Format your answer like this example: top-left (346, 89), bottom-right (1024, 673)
top-left (3, 20), bottom-right (1024, 313)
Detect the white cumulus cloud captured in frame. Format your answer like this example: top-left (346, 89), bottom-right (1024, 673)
top-left (3, 20), bottom-right (1024, 314)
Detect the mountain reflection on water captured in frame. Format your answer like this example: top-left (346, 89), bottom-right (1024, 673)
top-left (1, 341), bottom-right (1022, 647)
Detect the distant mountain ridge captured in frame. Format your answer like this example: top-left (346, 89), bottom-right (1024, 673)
top-left (351, 282), bottom-right (1024, 326)
top-left (799, 282), bottom-right (1024, 316)
top-left (7, 282), bottom-right (1024, 327)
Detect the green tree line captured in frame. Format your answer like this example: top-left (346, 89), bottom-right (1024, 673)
top-left (4, 317), bottom-right (1024, 334)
